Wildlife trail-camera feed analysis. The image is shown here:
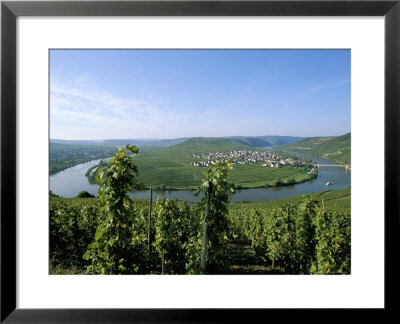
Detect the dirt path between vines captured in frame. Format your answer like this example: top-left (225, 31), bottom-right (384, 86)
top-left (223, 240), bottom-right (284, 274)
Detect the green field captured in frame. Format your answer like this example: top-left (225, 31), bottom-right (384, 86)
top-left (90, 138), bottom-right (316, 190)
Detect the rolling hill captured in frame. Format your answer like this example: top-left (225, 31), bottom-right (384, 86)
top-left (50, 135), bottom-right (303, 149)
top-left (280, 133), bottom-right (351, 164)
top-left (50, 138), bottom-right (189, 148)
top-left (169, 137), bottom-right (253, 154)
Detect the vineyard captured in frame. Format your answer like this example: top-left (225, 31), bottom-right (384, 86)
top-left (83, 137), bottom-right (317, 190)
top-left (50, 145), bottom-right (350, 275)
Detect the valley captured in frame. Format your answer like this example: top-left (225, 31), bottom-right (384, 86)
top-left (83, 137), bottom-right (317, 190)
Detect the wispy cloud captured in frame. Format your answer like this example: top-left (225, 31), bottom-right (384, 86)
top-left (49, 76), bottom-right (230, 139)
top-left (50, 76), bottom-right (183, 139)
top-left (299, 79), bottom-right (350, 94)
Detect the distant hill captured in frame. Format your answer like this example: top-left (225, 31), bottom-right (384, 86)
top-left (50, 139), bottom-right (103, 146)
top-left (50, 138), bottom-right (189, 148)
top-left (99, 138), bottom-right (189, 147)
top-left (261, 136), bottom-right (305, 146)
top-left (50, 135), bottom-right (303, 149)
top-left (228, 136), bottom-right (272, 147)
top-left (169, 137), bottom-right (254, 154)
top-left (50, 142), bottom-right (117, 154)
top-left (49, 142), bottom-right (118, 175)
top-left (229, 135), bottom-right (304, 147)
top-left (172, 136), bottom-right (303, 152)
top-left (280, 133), bottom-right (351, 164)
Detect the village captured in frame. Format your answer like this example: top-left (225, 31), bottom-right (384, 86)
top-left (188, 149), bottom-right (311, 168)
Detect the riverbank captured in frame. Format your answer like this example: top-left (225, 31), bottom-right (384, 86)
top-left (50, 150), bottom-right (350, 202)
top-left (50, 158), bottom-right (100, 175)
top-left (85, 157), bottom-right (318, 191)
top-left (134, 169), bottom-right (318, 191)
top-left (230, 187), bottom-right (351, 211)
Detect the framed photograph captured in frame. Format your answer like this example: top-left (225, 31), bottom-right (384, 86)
top-left (1, 0), bottom-right (399, 322)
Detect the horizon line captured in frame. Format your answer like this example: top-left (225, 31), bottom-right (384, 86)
top-left (50, 132), bottom-right (350, 142)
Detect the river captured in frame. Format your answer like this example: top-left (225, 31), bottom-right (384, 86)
top-left (49, 151), bottom-right (351, 202)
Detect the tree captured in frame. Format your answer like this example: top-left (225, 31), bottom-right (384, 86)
top-left (49, 190), bottom-right (60, 198)
top-left (77, 191), bottom-right (95, 198)
top-left (84, 145), bottom-right (148, 274)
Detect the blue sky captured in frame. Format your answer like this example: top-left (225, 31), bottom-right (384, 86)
top-left (50, 49), bottom-right (350, 140)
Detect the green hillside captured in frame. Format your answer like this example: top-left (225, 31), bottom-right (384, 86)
top-left (281, 133), bottom-right (351, 164)
top-left (170, 137), bottom-right (252, 153)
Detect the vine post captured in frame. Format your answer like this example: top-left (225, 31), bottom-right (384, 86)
top-left (200, 185), bottom-right (211, 272)
top-left (162, 251), bottom-right (165, 275)
top-left (148, 186), bottom-right (153, 251)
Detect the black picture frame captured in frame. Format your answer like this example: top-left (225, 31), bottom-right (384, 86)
top-left (1, 0), bottom-right (399, 322)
